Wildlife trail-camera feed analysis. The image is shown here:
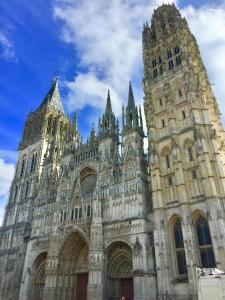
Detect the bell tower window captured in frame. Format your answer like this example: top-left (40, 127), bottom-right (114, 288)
top-left (173, 219), bottom-right (187, 275)
top-left (174, 46), bottom-right (181, 65)
top-left (152, 59), bottom-right (158, 78)
top-left (195, 216), bottom-right (216, 268)
top-left (167, 49), bottom-right (174, 70)
top-left (20, 159), bottom-right (26, 177)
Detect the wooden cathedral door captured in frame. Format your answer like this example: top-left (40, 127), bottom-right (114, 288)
top-left (76, 273), bottom-right (88, 300)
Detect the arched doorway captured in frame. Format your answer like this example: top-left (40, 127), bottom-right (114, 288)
top-left (29, 251), bottom-right (47, 300)
top-left (106, 242), bottom-right (133, 300)
top-left (57, 231), bottom-right (89, 300)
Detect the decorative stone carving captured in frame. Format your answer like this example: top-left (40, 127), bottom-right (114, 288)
top-left (133, 237), bottom-right (143, 257)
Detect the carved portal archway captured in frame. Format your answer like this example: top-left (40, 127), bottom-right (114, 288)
top-left (29, 251), bottom-right (47, 300)
top-left (106, 241), bottom-right (133, 300)
top-left (57, 231), bottom-right (89, 300)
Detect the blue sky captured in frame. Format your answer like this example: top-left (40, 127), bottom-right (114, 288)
top-left (0, 0), bottom-right (225, 223)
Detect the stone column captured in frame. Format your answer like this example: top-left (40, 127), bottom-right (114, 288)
top-left (87, 198), bottom-right (104, 300)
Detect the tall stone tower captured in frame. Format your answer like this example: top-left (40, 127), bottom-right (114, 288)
top-left (143, 4), bottom-right (225, 299)
top-left (0, 77), bottom-right (78, 300)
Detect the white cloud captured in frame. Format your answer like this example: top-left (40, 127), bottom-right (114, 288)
top-left (54, 0), bottom-right (225, 128)
top-left (0, 159), bottom-right (15, 226)
top-left (54, 0), bottom-right (177, 116)
top-left (0, 32), bottom-right (17, 62)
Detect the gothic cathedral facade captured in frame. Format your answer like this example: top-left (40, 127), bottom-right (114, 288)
top-left (1, 4), bottom-right (225, 300)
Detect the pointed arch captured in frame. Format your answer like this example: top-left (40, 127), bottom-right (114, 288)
top-left (106, 241), bottom-right (133, 300)
top-left (169, 215), bottom-right (187, 275)
top-left (57, 230), bottom-right (89, 300)
top-left (194, 214), bottom-right (216, 268)
top-left (28, 251), bottom-right (48, 300)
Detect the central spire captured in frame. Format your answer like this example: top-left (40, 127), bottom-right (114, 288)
top-left (38, 75), bottom-right (64, 113)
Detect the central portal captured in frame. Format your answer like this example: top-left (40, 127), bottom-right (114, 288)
top-left (57, 231), bottom-right (89, 300)
top-left (76, 273), bottom-right (88, 300)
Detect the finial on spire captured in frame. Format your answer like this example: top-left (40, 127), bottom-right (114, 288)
top-left (128, 81), bottom-right (135, 107)
top-left (52, 73), bottom-right (59, 87)
top-left (106, 89), bottom-right (112, 113)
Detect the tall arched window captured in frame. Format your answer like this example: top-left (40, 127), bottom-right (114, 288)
top-left (195, 216), bottom-right (215, 268)
top-left (30, 153), bottom-right (38, 172)
top-left (173, 219), bottom-right (187, 275)
top-left (25, 181), bottom-right (29, 198)
top-left (14, 186), bottom-right (18, 202)
top-left (20, 158), bottom-right (26, 177)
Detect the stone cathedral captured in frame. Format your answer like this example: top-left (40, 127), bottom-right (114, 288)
top-left (1, 3), bottom-right (225, 300)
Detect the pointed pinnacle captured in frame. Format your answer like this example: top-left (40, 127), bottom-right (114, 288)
top-left (128, 81), bottom-right (135, 107)
top-left (106, 89), bottom-right (112, 113)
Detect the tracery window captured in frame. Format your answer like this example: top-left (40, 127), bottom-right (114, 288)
top-left (25, 181), bottom-right (29, 198)
top-left (30, 153), bottom-right (37, 172)
top-left (14, 186), bottom-right (18, 202)
top-left (20, 159), bottom-right (26, 177)
top-left (166, 154), bottom-right (170, 168)
top-left (188, 147), bottom-right (193, 161)
top-left (195, 216), bottom-right (215, 268)
top-left (173, 219), bottom-right (187, 275)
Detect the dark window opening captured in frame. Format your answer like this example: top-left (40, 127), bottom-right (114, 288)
top-left (153, 68), bottom-right (158, 78)
top-left (152, 59), bottom-right (157, 68)
top-left (64, 211), bottom-right (67, 221)
top-left (87, 205), bottom-right (91, 217)
top-left (167, 49), bottom-right (172, 59)
top-left (168, 177), bottom-right (173, 186)
top-left (14, 186), bottom-right (18, 201)
top-left (188, 148), bottom-right (193, 161)
top-left (166, 155), bottom-right (170, 168)
top-left (71, 209), bottom-right (74, 220)
top-left (160, 65), bottom-right (163, 75)
top-left (176, 55), bottom-right (182, 65)
top-left (25, 181), bottom-right (29, 198)
top-left (159, 98), bottom-right (163, 107)
top-left (79, 208), bottom-right (82, 218)
top-left (169, 59), bottom-right (174, 70)
top-left (174, 46), bottom-right (180, 54)
top-left (182, 110), bottom-right (186, 119)
top-left (162, 119), bottom-right (165, 127)
top-left (196, 216), bottom-right (216, 268)
top-left (60, 211), bottom-right (63, 223)
top-left (20, 159), bottom-right (26, 177)
top-left (192, 170), bottom-right (197, 179)
top-left (174, 219), bottom-right (187, 275)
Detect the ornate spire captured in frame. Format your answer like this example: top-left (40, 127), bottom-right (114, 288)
top-left (98, 90), bottom-right (118, 141)
top-left (106, 89), bottom-right (112, 114)
top-left (123, 82), bottom-right (143, 135)
top-left (38, 75), bottom-right (64, 113)
top-left (128, 81), bottom-right (135, 108)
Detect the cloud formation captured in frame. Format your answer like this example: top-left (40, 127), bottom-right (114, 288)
top-left (54, 0), bottom-right (176, 117)
top-left (54, 0), bottom-right (225, 126)
top-left (0, 158), bottom-right (14, 225)
top-left (0, 32), bottom-right (17, 62)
